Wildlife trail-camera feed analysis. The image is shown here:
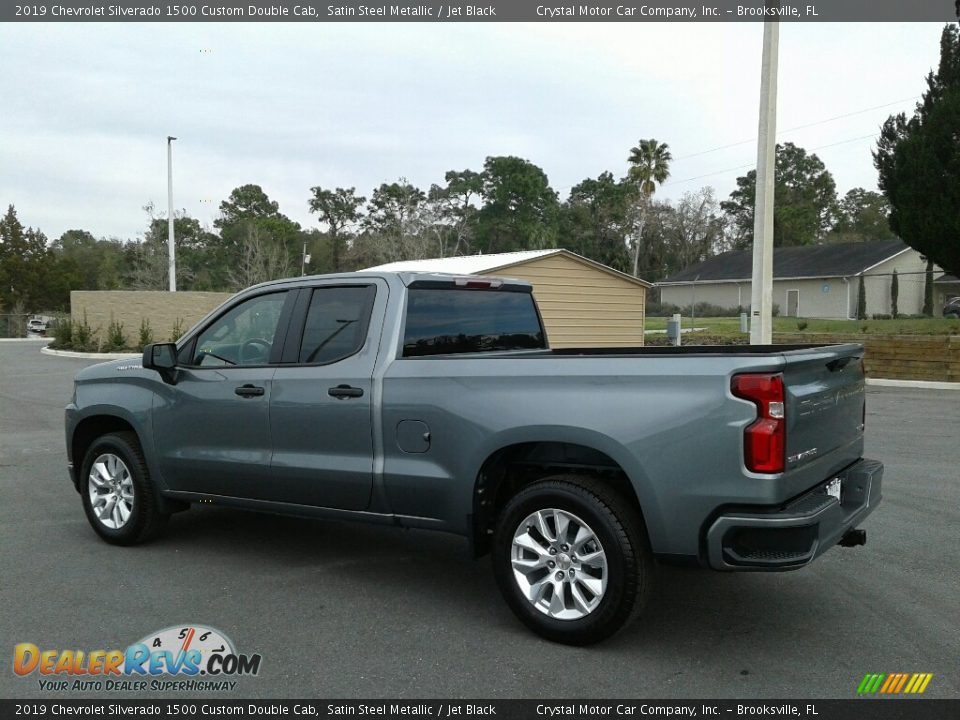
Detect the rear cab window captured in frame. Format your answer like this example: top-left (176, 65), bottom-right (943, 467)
top-left (402, 287), bottom-right (546, 357)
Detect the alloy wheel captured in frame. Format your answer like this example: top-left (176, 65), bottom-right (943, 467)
top-left (511, 508), bottom-right (608, 620)
top-left (88, 453), bottom-right (135, 530)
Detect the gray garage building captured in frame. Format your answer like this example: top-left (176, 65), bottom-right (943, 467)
top-left (659, 241), bottom-right (939, 319)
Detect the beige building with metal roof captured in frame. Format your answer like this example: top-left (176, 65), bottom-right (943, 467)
top-left (367, 249), bottom-right (652, 347)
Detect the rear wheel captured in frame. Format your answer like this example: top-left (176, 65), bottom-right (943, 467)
top-left (81, 431), bottom-right (169, 545)
top-left (492, 475), bottom-right (653, 645)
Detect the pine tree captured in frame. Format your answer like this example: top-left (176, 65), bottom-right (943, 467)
top-left (890, 269), bottom-right (899, 318)
top-left (874, 24), bottom-right (960, 277)
top-left (857, 275), bottom-right (867, 320)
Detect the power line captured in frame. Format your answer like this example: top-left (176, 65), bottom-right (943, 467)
top-left (661, 132), bottom-right (880, 189)
top-left (672, 96), bottom-right (919, 162)
top-left (554, 95), bottom-right (919, 196)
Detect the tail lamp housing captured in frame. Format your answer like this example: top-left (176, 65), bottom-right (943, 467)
top-left (732, 373), bottom-right (786, 474)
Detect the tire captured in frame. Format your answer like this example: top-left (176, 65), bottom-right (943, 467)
top-left (492, 474), bottom-right (654, 645)
top-left (80, 431), bottom-right (169, 545)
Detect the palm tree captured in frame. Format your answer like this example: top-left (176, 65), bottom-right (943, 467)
top-left (626, 139), bottom-right (672, 277)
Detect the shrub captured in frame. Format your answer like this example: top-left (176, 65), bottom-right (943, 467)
top-left (169, 318), bottom-right (185, 342)
top-left (105, 317), bottom-right (127, 352)
top-left (772, 303), bottom-right (781, 317)
top-left (137, 318), bottom-right (154, 352)
top-left (645, 301), bottom-right (682, 318)
top-left (684, 302), bottom-right (739, 318)
top-left (796, 320), bottom-right (808, 331)
top-left (872, 313), bottom-right (893, 320)
top-left (72, 312), bottom-right (96, 352)
top-left (50, 315), bottom-right (74, 350)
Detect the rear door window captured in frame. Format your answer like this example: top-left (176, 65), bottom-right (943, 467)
top-left (403, 289), bottom-right (545, 357)
top-left (298, 285), bottom-right (376, 364)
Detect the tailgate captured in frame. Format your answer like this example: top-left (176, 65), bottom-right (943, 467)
top-left (782, 343), bottom-right (866, 476)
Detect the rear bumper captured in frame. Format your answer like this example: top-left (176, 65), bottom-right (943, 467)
top-left (705, 458), bottom-right (883, 571)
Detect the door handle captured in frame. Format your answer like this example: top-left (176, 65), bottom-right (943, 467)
top-left (328, 384), bottom-right (364, 399)
top-left (235, 384), bottom-right (265, 398)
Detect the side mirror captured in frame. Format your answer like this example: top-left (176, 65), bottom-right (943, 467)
top-left (143, 342), bottom-right (178, 371)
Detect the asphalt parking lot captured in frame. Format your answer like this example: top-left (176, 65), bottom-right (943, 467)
top-left (1, 339), bottom-right (957, 700)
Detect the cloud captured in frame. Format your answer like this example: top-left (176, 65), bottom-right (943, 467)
top-left (0, 22), bottom-right (945, 240)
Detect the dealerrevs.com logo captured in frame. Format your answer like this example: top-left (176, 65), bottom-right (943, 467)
top-left (13, 625), bottom-right (262, 692)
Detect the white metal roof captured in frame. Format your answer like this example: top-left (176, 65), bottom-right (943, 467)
top-left (364, 249), bottom-right (563, 275)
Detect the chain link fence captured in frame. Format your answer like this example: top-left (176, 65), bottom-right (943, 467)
top-left (0, 314), bottom-right (30, 338)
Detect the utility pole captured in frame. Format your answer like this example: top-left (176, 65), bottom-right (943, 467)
top-left (167, 136), bottom-right (177, 292)
top-left (749, 19), bottom-right (778, 344)
top-left (301, 240), bottom-right (309, 276)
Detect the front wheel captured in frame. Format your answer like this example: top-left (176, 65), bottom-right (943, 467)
top-left (492, 475), bottom-right (654, 645)
top-left (80, 431), bottom-right (169, 545)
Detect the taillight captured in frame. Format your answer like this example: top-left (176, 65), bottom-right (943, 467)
top-left (732, 373), bottom-right (786, 474)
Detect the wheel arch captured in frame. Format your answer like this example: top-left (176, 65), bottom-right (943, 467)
top-left (70, 409), bottom-right (185, 515)
top-left (71, 414), bottom-right (139, 491)
top-left (470, 432), bottom-right (662, 558)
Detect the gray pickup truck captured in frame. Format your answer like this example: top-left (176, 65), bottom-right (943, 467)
top-left (65, 271), bottom-right (882, 644)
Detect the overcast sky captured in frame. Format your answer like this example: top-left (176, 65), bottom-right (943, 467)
top-left (0, 22), bottom-right (947, 241)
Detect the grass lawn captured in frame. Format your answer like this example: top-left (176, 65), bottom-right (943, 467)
top-left (644, 316), bottom-right (960, 336)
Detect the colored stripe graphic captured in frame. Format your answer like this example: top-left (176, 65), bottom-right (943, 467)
top-left (858, 674), bottom-right (885, 694)
top-left (893, 673), bottom-right (909, 693)
top-left (858, 673), bottom-right (932, 694)
top-left (911, 673), bottom-right (929, 694)
top-left (879, 674), bottom-right (897, 693)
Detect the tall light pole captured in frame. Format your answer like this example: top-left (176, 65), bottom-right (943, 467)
top-left (749, 19), bottom-right (779, 345)
top-left (167, 135), bottom-right (177, 292)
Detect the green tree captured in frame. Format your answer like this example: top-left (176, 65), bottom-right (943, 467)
top-left (362, 179), bottom-right (427, 262)
top-left (562, 171), bottom-right (632, 272)
top-left (475, 156), bottom-right (559, 253)
top-left (308, 186), bottom-right (365, 272)
top-left (722, 142), bottom-right (838, 248)
top-left (874, 23), bottom-right (960, 277)
top-left (216, 184), bottom-right (282, 225)
top-left (424, 170), bottom-right (484, 257)
top-left (51, 230), bottom-right (126, 290)
top-left (214, 185), bottom-right (304, 289)
top-left (829, 188), bottom-right (896, 243)
top-left (0, 205), bottom-right (68, 310)
top-left (126, 207), bottom-right (219, 290)
top-left (626, 139), bottom-right (672, 276)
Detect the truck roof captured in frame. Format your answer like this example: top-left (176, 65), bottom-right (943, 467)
top-left (242, 271), bottom-right (534, 293)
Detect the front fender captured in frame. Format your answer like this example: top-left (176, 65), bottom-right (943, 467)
top-left (71, 379), bottom-right (164, 493)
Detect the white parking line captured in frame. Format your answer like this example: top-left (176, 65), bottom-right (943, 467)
top-left (867, 378), bottom-right (960, 390)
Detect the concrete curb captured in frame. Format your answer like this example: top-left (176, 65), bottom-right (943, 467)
top-left (866, 378), bottom-right (960, 391)
top-left (0, 337), bottom-right (50, 342)
top-left (40, 346), bottom-right (139, 360)
top-left (644, 327), bottom-right (707, 335)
